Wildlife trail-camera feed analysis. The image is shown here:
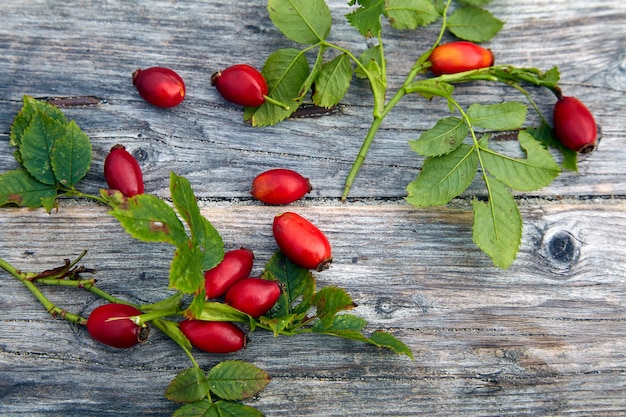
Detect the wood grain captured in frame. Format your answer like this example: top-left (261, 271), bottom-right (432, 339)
top-left (1, 0), bottom-right (625, 415)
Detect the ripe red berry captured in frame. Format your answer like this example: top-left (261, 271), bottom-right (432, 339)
top-left (132, 66), bottom-right (185, 108)
top-left (272, 212), bottom-right (332, 271)
top-left (211, 64), bottom-right (268, 107)
top-left (179, 320), bottom-right (247, 353)
top-left (428, 41), bottom-right (494, 76)
top-left (204, 248), bottom-right (255, 299)
top-left (104, 144), bottom-right (145, 197)
top-left (87, 303), bottom-right (148, 349)
top-left (224, 278), bottom-right (281, 318)
top-left (553, 96), bottom-right (598, 153)
top-left (251, 168), bottom-right (312, 205)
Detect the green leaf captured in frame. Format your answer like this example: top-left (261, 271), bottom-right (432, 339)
top-left (368, 331), bottom-right (414, 359)
top-left (151, 318), bottom-right (193, 352)
top-left (447, 6), bottom-right (504, 42)
top-left (363, 58), bottom-right (387, 115)
top-left (172, 400), bottom-right (265, 417)
top-left (312, 53), bottom-right (353, 108)
top-left (172, 399), bottom-right (213, 417)
top-left (0, 169), bottom-right (57, 208)
top-left (385, 0), bottom-right (440, 30)
top-left (170, 243), bottom-right (205, 294)
top-left (467, 101), bottom-right (527, 130)
top-left (480, 130), bottom-right (560, 191)
top-left (345, 0), bottom-right (385, 38)
top-left (267, 0), bottom-right (331, 44)
top-left (405, 144), bottom-right (478, 207)
top-left (207, 360), bottom-right (271, 401)
top-left (196, 301), bottom-right (252, 325)
top-left (170, 172), bottom-right (224, 271)
top-left (258, 312), bottom-right (308, 335)
top-left (185, 291), bottom-right (207, 319)
top-left (527, 123), bottom-right (577, 172)
top-left (313, 286), bottom-right (356, 329)
top-left (50, 120), bottom-right (92, 187)
top-left (109, 194), bottom-right (189, 246)
top-left (263, 250), bottom-right (316, 317)
top-left (458, 0), bottom-right (492, 6)
top-left (10, 96), bottom-right (67, 148)
top-left (244, 48), bottom-right (310, 127)
top-left (20, 111), bottom-right (67, 185)
top-left (472, 176), bottom-right (521, 269)
top-left (356, 45), bottom-right (383, 79)
top-left (404, 78), bottom-right (454, 100)
top-left (409, 116), bottom-right (468, 157)
top-left (317, 313), bottom-right (367, 333)
top-left (165, 367), bottom-right (211, 404)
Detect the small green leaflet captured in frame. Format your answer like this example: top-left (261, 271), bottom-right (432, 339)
top-left (263, 250), bottom-right (316, 317)
top-left (312, 53), bottom-right (353, 109)
top-left (267, 0), bottom-right (331, 44)
top-left (244, 48), bottom-right (310, 126)
top-left (406, 144), bottom-right (478, 207)
top-left (165, 367), bottom-right (211, 404)
top-left (50, 120), bottom-right (92, 187)
top-left (10, 95), bottom-right (67, 148)
top-left (172, 400), bottom-right (265, 417)
top-left (346, 0), bottom-right (385, 38)
top-left (313, 286), bottom-right (357, 329)
top-left (356, 45), bottom-right (383, 79)
top-left (410, 116), bottom-right (468, 157)
top-left (0, 169), bottom-right (57, 208)
top-left (467, 101), bottom-right (527, 131)
top-left (20, 111), bottom-right (67, 185)
top-left (480, 130), bottom-right (560, 191)
top-left (207, 360), bottom-right (271, 401)
top-left (447, 6), bottom-right (504, 42)
top-left (384, 0), bottom-right (440, 30)
top-left (472, 176), bottom-right (522, 269)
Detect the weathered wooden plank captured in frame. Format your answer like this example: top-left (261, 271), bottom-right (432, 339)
top-left (1, 202), bottom-right (625, 415)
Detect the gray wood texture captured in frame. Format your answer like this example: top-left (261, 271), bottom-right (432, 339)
top-left (1, 0), bottom-right (625, 416)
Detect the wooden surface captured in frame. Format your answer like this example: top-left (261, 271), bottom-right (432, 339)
top-left (1, 0), bottom-right (625, 416)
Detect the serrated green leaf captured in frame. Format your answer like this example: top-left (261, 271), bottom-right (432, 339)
top-left (258, 312), bottom-right (308, 335)
top-left (472, 176), bottom-right (521, 269)
top-left (10, 96), bottom-right (67, 148)
top-left (527, 123), bottom-right (577, 172)
top-left (458, 0), bottom-right (492, 6)
top-left (165, 367), bottom-right (211, 404)
top-left (170, 172), bottom-right (224, 271)
top-left (313, 286), bottom-right (356, 328)
top-left (467, 101), bottom-right (527, 130)
top-left (268, 0), bottom-right (331, 44)
top-left (20, 111), bottom-right (67, 185)
top-left (50, 120), bottom-right (92, 187)
top-left (207, 360), bottom-right (271, 401)
top-left (385, 0), bottom-right (440, 30)
top-left (173, 399), bottom-right (264, 417)
top-left (263, 250), bottom-right (315, 317)
top-left (170, 243), bottom-right (205, 294)
top-left (447, 6), bottom-right (504, 42)
top-left (481, 130), bottom-right (560, 191)
top-left (405, 144), bottom-right (478, 206)
top-left (185, 291), bottom-right (207, 319)
top-left (410, 116), bottom-right (468, 156)
top-left (244, 48), bottom-right (310, 126)
top-left (368, 331), bottom-right (414, 359)
top-left (0, 169), bottom-right (57, 208)
top-left (109, 194), bottom-right (188, 246)
top-left (346, 0), bottom-right (385, 38)
top-left (356, 45), bottom-right (383, 79)
top-left (172, 399), bottom-right (214, 417)
top-left (312, 53), bottom-right (352, 108)
top-left (319, 313), bottom-right (367, 332)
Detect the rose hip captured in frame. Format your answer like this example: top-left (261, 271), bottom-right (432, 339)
top-left (272, 212), bottom-right (332, 271)
top-left (104, 144), bottom-right (144, 197)
top-left (428, 41), bottom-right (494, 76)
top-left (179, 320), bottom-right (246, 353)
top-left (224, 277), bottom-right (281, 318)
top-left (132, 67), bottom-right (185, 108)
top-left (251, 168), bottom-right (312, 205)
top-left (553, 96), bottom-right (597, 153)
top-left (87, 303), bottom-right (148, 349)
top-left (211, 64), bottom-right (268, 107)
top-left (204, 248), bottom-right (255, 299)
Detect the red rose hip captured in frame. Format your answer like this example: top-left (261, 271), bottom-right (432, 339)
top-left (428, 41), bottom-right (494, 76)
top-left (104, 144), bottom-right (144, 197)
top-left (251, 168), bottom-right (312, 205)
top-left (87, 303), bottom-right (148, 349)
top-left (204, 248), bottom-right (255, 299)
top-left (211, 64), bottom-right (268, 107)
top-left (272, 212), bottom-right (332, 271)
top-left (553, 96), bottom-right (597, 153)
top-left (179, 320), bottom-right (246, 353)
top-left (132, 66), bottom-right (185, 108)
top-left (224, 277), bottom-right (281, 318)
